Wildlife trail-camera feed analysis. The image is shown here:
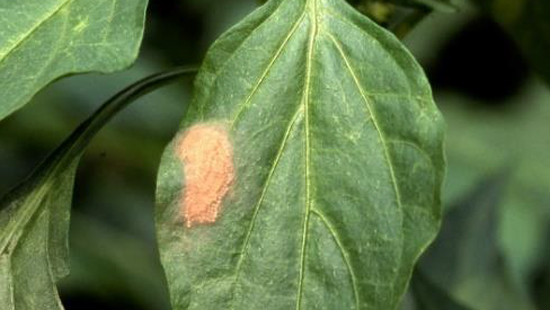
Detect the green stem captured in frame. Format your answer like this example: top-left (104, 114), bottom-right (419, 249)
top-left (2, 65), bottom-right (198, 204)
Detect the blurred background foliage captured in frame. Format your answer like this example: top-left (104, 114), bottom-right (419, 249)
top-left (0, 0), bottom-right (548, 309)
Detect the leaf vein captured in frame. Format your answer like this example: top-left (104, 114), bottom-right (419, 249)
top-left (296, 0), bottom-right (318, 308)
top-left (0, 0), bottom-right (75, 66)
top-left (324, 9), bottom-right (416, 96)
top-left (199, 0), bottom-right (288, 119)
top-left (325, 32), bottom-right (403, 213)
top-left (325, 32), bottom-right (404, 297)
top-left (229, 108), bottom-right (304, 308)
top-left (311, 209), bottom-right (360, 309)
top-left (388, 139), bottom-right (434, 167)
top-left (230, 12), bottom-right (307, 127)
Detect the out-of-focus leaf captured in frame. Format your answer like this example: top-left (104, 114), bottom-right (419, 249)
top-left (60, 213), bottom-right (171, 310)
top-left (0, 0), bottom-right (149, 121)
top-left (441, 81), bottom-right (550, 282)
top-left (348, 0), bottom-right (457, 12)
top-left (390, 0), bottom-right (457, 12)
top-left (419, 173), bottom-right (536, 310)
top-left (265, 0), bottom-right (457, 13)
top-left (473, 0), bottom-right (550, 86)
top-left (410, 269), bottom-right (473, 310)
top-left (156, 0), bottom-right (445, 309)
top-left (0, 67), bottom-right (196, 310)
top-left (531, 236), bottom-right (550, 310)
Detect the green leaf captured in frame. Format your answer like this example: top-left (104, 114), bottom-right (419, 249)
top-left (419, 174), bottom-right (536, 310)
top-left (440, 82), bottom-right (550, 281)
top-left (0, 67), bottom-right (196, 310)
top-left (473, 0), bottom-right (550, 86)
top-left (155, 0), bottom-right (445, 309)
top-left (0, 0), bottom-right (149, 121)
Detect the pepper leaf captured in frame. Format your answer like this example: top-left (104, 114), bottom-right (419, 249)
top-left (0, 0), bottom-right (149, 121)
top-left (155, 0), bottom-right (445, 309)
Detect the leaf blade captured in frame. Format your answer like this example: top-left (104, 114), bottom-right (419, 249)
top-left (0, 0), bottom-right (149, 121)
top-left (156, 0), bottom-right (445, 309)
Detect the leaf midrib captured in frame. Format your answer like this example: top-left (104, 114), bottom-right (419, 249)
top-left (0, 145), bottom-right (78, 255)
top-left (295, 0), bottom-right (317, 309)
top-left (224, 0), bottom-right (408, 309)
top-left (0, 182), bottom-right (51, 255)
top-left (0, 0), bottom-right (74, 65)
top-left (297, 3), bottom-right (406, 308)
top-left (227, 4), bottom-right (308, 308)
top-left (224, 1), bottom-right (363, 308)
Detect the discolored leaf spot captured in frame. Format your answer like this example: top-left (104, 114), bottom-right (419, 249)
top-left (176, 124), bottom-right (235, 228)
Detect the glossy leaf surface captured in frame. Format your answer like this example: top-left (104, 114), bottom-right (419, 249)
top-left (156, 0), bottom-right (445, 309)
top-left (0, 0), bottom-right (148, 121)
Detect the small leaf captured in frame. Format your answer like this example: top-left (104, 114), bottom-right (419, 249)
top-left (0, 67), bottom-right (196, 310)
top-left (419, 174), bottom-right (537, 310)
top-left (0, 0), bottom-right (149, 121)
top-left (155, 0), bottom-right (445, 309)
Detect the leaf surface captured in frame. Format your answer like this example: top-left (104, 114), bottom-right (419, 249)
top-left (0, 0), bottom-right (148, 121)
top-left (0, 67), bottom-right (195, 310)
top-left (155, 0), bottom-right (445, 309)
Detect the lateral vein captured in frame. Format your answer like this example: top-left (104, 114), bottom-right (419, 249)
top-left (0, 0), bottom-right (74, 65)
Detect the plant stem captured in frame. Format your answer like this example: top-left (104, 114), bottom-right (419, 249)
top-left (1, 66), bottom-right (199, 205)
